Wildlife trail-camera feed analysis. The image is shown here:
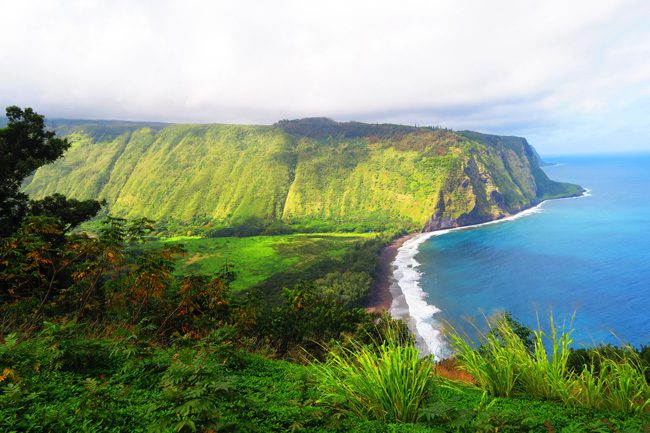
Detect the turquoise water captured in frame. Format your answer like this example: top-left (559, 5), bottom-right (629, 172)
top-left (417, 154), bottom-right (650, 348)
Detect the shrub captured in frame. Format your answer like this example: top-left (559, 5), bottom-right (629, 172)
top-left (1, 321), bottom-right (111, 375)
top-left (313, 323), bottom-right (434, 423)
top-left (450, 313), bottom-right (650, 414)
top-left (573, 348), bottom-right (650, 413)
top-left (315, 271), bottom-right (373, 308)
top-left (449, 316), bottom-right (520, 397)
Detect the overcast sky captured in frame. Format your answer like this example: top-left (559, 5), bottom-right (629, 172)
top-left (1, 0), bottom-right (649, 154)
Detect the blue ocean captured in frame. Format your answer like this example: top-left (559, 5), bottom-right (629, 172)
top-left (411, 154), bottom-right (650, 352)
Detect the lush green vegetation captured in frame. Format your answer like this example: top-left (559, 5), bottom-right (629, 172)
top-left (23, 118), bottom-right (581, 235)
top-left (149, 233), bottom-right (380, 294)
top-left (451, 314), bottom-right (650, 414)
top-left (314, 323), bottom-right (433, 423)
top-left (2, 320), bottom-right (649, 433)
top-left (5, 107), bottom-right (647, 432)
top-left (2, 207), bottom-right (648, 431)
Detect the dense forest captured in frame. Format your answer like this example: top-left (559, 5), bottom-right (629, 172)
top-left (1, 107), bottom-right (648, 432)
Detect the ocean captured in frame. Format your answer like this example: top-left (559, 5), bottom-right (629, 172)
top-left (390, 153), bottom-right (650, 359)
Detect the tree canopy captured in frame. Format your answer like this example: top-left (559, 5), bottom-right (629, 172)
top-left (0, 106), bottom-right (101, 236)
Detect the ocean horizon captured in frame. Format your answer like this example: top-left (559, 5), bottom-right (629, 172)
top-left (391, 152), bottom-right (650, 358)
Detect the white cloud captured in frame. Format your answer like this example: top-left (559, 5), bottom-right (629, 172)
top-left (1, 0), bottom-right (649, 153)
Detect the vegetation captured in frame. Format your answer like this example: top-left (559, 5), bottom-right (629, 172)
top-left (23, 118), bottom-right (581, 235)
top-left (313, 322), bottom-right (434, 423)
top-left (450, 314), bottom-right (650, 414)
top-left (149, 232), bottom-right (382, 295)
top-left (1, 321), bottom-right (649, 432)
top-left (0, 107), bottom-right (101, 236)
top-left (3, 107), bottom-right (646, 432)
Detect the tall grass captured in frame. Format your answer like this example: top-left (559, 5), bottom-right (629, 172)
top-left (448, 318), bottom-right (519, 397)
top-left (312, 325), bottom-right (434, 423)
top-left (450, 313), bottom-right (650, 414)
top-left (574, 349), bottom-right (650, 413)
top-left (511, 314), bottom-right (574, 402)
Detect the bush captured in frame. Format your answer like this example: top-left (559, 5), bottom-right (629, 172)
top-left (1, 321), bottom-right (112, 375)
top-left (313, 323), bottom-right (434, 423)
top-left (315, 271), bottom-right (373, 308)
top-left (450, 313), bottom-right (650, 413)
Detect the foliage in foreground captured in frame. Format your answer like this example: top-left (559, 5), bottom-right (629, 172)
top-left (313, 322), bottom-right (433, 423)
top-left (450, 313), bottom-right (650, 414)
top-left (1, 325), bottom-right (648, 433)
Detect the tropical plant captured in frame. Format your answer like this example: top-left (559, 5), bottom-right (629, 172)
top-left (449, 315), bottom-right (520, 397)
top-left (149, 344), bottom-right (234, 433)
top-left (450, 313), bottom-right (650, 413)
top-left (573, 348), bottom-right (650, 413)
top-left (313, 323), bottom-right (434, 423)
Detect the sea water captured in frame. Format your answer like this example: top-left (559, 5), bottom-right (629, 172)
top-left (393, 154), bottom-right (650, 357)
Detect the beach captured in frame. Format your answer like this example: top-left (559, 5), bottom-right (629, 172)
top-left (366, 233), bottom-right (418, 312)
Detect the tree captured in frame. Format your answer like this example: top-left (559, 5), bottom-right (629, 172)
top-left (29, 193), bottom-right (104, 233)
top-left (315, 271), bottom-right (372, 308)
top-left (0, 106), bottom-right (100, 236)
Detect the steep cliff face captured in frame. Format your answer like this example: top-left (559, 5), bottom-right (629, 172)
top-left (23, 118), bottom-right (582, 233)
top-left (420, 130), bottom-right (583, 230)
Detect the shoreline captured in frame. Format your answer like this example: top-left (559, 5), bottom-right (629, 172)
top-left (367, 189), bottom-right (589, 355)
top-left (366, 232), bottom-right (418, 312)
top-left (366, 202), bottom-right (554, 314)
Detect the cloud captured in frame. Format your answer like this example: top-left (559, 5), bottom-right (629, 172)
top-left (1, 0), bottom-right (649, 153)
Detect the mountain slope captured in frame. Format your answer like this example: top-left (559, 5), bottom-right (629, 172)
top-left (23, 118), bottom-right (582, 233)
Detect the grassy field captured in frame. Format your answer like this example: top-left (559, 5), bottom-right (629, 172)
top-left (151, 232), bottom-right (381, 292)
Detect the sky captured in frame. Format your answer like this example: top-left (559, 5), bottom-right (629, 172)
top-left (1, 0), bottom-right (649, 154)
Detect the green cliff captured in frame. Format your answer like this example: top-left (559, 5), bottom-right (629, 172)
top-left (23, 118), bottom-right (582, 233)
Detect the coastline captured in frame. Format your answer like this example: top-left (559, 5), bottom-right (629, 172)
top-left (369, 189), bottom-right (589, 357)
top-left (367, 233), bottom-right (418, 312)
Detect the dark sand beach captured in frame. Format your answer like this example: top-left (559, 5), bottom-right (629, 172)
top-left (367, 233), bottom-right (418, 312)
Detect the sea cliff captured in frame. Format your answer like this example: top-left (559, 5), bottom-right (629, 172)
top-left (23, 118), bottom-right (582, 234)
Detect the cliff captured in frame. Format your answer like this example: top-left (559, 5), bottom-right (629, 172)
top-left (23, 118), bottom-right (582, 233)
